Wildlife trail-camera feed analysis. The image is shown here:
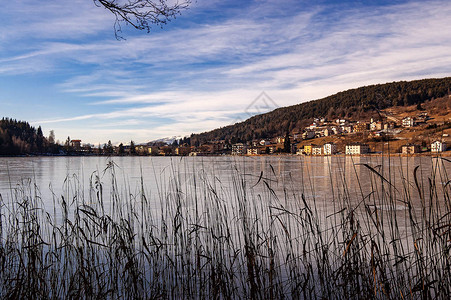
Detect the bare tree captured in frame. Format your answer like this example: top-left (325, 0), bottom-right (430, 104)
top-left (94, 0), bottom-right (191, 38)
top-left (48, 130), bottom-right (55, 144)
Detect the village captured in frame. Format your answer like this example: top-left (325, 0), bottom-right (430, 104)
top-left (68, 105), bottom-right (451, 156)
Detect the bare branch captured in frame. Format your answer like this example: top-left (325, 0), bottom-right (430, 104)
top-left (94, 0), bottom-right (191, 39)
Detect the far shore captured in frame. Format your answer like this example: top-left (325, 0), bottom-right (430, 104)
top-left (2, 151), bottom-right (451, 158)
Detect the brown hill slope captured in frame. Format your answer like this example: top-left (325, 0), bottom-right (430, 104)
top-left (190, 77), bottom-right (451, 144)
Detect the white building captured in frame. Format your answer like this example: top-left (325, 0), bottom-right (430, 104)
top-left (308, 123), bottom-right (318, 130)
top-left (402, 117), bottom-right (415, 127)
top-left (312, 145), bottom-right (322, 156)
top-left (331, 127), bottom-right (340, 135)
top-left (323, 143), bottom-right (338, 155)
top-left (431, 141), bottom-right (447, 153)
top-left (323, 128), bottom-right (331, 136)
top-left (276, 136), bottom-right (286, 144)
top-left (247, 148), bottom-right (262, 155)
top-left (370, 119), bottom-right (383, 131)
top-left (401, 144), bottom-right (420, 154)
top-left (232, 143), bottom-right (246, 155)
top-left (345, 143), bottom-right (370, 155)
top-left (341, 125), bottom-right (353, 134)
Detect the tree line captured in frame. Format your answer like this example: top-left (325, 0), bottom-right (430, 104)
top-left (0, 118), bottom-right (60, 155)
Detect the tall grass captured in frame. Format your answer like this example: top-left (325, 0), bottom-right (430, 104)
top-left (0, 156), bottom-right (450, 299)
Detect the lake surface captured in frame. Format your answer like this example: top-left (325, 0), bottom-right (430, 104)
top-left (1, 155), bottom-right (449, 298)
top-left (0, 155), bottom-right (448, 223)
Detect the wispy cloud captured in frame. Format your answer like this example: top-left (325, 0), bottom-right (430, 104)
top-left (1, 0), bottom-right (111, 42)
top-left (3, 0), bottom-right (451, 143)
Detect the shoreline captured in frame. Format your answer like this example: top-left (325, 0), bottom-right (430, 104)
top-left (1, 151), bottom-right (451, 158)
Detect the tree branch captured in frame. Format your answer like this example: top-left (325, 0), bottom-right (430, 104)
top-left (94, 0), bottom-right (191, 39)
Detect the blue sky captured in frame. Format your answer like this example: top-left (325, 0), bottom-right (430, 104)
top-left (1, 0), bottom-right (451, 145)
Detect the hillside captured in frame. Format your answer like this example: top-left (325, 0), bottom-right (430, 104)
top-left (190, 77), bottom-right (451, 144)
top-left (290, 95), bottom-right (451, 154)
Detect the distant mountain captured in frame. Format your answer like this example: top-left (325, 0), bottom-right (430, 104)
top-left (190, 77), bottom-right (451, 144)
top-left (147, 136), bottom-right (183, 145)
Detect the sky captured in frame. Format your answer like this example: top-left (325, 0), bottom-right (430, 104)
top-left (1, 0), bottom-right (451, 145)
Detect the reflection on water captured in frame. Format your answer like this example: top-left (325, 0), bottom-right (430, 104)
top-left (0, 155), bottom-right (450, 298)
top-left (0, 156), bottom-right (448, 234)
top-left (0, 155), bottom-right (448, 225)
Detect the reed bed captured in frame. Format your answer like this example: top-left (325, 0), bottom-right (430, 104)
top-left (0, 156), bottom-right (450, 299)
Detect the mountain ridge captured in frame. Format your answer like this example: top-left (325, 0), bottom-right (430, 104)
top-left (190, 77), bottom-right (451, 144)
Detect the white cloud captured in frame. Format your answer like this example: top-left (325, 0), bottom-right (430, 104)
top-left (5, 0), bottom-right (451, 144)
top-left (1, 0), bottom-right (112, 42)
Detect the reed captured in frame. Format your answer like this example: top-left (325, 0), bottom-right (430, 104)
top-left (0, 155), bottom-right (450, 299)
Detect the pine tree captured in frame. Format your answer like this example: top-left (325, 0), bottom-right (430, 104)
top-left (129, 141), bottom-right (136, 155)
top-left (283, 129), bottom-right (291, 153)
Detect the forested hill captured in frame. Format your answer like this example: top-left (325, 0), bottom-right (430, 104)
top-left (191, 77), bottom-right (451, 144)
top-left (0, 118), bottom-right (50, 155)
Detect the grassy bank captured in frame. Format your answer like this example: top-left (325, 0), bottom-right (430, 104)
top-left (0, 156), bottom-right (450, 299)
